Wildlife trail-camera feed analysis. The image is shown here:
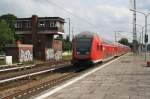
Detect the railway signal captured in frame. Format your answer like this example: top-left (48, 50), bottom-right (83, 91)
top-left (145, 34), bottom-right (148, 43)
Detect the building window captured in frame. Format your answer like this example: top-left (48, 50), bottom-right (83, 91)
top-left (39, 21), bottom-right (45, 27)
top-left (50, 21), bottom-right (54, 27)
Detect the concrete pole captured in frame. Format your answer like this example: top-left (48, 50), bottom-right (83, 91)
top-left (145, 15), bottom-right (147, 61)
top-left (142, 27), bottom-right (144, 51)
top-left (72, 27), bottom-right (74, 41)
top-left (115, 31), bottom-right (117, 42)
top-left (133, 0), bottom-right (137, 53)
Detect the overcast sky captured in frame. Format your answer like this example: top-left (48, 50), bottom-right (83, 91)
top-left (0, 0), bottom-right (150, 42)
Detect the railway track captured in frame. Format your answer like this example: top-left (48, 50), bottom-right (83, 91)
top-left (0, 63), bottom-right (88, 98)
top-left (0, 60), bottom-right (69, 73)
top-left (0, 64), bottom-right (35, 72)
top-left (2, 73), bottom-right (77, 99)
top-left (0, 61), bottom-right (72, 99)
top-left (0, 64), bottom-right (70, 84)
top-left (0, 62), bottom-right (95, 99)
top-left (0, 63), bottom-right (22, 69)
top-left (0, 56), bottom-right (121, 99)
top-left (0, 61), bottom-right (70, 81)
top-left (0, 60), bottom-right (71, 80)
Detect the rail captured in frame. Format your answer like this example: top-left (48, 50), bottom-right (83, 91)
top-left (0, 64), bottom-right (35, 72)
top-left (0, 66), bottom-right (64, 84)
top-left (0, 55), bottom-right (5, 60)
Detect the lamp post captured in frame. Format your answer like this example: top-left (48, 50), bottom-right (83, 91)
top-left (130, 9), bottom-right (150, 61)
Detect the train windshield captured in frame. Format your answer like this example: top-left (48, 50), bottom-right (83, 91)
top-left (76, 38), bottom-right (92, 52)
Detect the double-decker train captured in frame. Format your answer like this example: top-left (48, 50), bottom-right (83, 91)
top-left (72, 31), bottom-right (130, 65)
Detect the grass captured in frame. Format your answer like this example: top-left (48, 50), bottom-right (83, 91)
top-left (0, 59), bottom-right (5, 65)
top-left (62, 51), bottom-right (72, 61)
top-left (21, 61), bottom-right (34, 65)
top-left (62, 55), bottom-right (72, 61)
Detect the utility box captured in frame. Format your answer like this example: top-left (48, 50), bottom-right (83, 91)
top-left (5, 44), bottom-right (33, 62)
top-left (5, 56), bottom-right (12, 65)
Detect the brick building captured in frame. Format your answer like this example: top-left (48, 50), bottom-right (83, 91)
top-left (14, 15), bottom-right (65, 61)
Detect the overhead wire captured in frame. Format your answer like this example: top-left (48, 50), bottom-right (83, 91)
top-left (46, 0), bottom-right (101, 31)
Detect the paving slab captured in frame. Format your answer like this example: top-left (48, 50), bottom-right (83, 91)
top-left (36, 53), bottom-right (150, 99)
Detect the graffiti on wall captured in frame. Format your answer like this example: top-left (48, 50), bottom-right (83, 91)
top-left (55, 51), bottom-right (62, 60)
top-left (46, 49), bottom-right (54, 60)
top-left (46, 48), bottom-right (62, 61)
top-left (20, 49), bottom-right (33, 62)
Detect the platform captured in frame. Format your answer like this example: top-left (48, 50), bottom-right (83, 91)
top-left (35, 53), bottom-right (150, 99)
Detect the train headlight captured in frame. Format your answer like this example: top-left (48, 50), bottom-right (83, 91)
top-left (86, 52), bottom-right (89, 54)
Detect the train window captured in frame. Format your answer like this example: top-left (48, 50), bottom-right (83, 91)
top-left (97, 44), bottom-right (99, 50)
top-left (100, 45), bottom-right (103, 51)
top-left (97, 44), bottom-right (103, 51)
top-left (76, 38), bottom-right (92, 52)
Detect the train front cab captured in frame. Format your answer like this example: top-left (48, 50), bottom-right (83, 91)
top-left (72, 32), bottom-right (104, 65)
top-left (90, 35), bottom-right (103, 64)
top-left (72, 33), bottom-right (94, 65)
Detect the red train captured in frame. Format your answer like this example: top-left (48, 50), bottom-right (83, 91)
top-left (72, 31), bottom-right (130, 65)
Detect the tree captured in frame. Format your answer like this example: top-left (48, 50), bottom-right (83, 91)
top-left (0, 20), bottom-right (15, 53)
top-left (0, 14), bottom-right (17, 29)
top-left (118, 38), bottom-right (129, 46)
top-left (66, 35), bottom-right (70, 42)
top-left (62, 36), bottom-right (71, 51)
top-left (0, 14), bottom-right (21, 40)
top-left (63, 41), bottom-right (71, 51)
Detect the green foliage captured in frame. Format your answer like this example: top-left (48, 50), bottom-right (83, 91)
top-left (118, 38), bottom-right (129, 46)
top-left (0, 20), bottom-right (15, 52)
top-left (0, 14), bottom-right (21, 40)
top-left (56, 35), bottom-right (63, 40)
top-left (0, 14), bottom-right (18, 53)
top-left (63, 40), bottom-right (71, 51)
top-left (66, 36), bottom-right (70, 42)
top-left (62, 36), bottom-right (71, 51)
top-left (0, 59), bottom-right (5, 65)
top-left (0, 14), bottom-right (17, 29)
top-left (62, 54), bottom-right (72, 61)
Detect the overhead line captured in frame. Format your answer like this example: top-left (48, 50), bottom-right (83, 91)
top-left (46, 0), bottom-right (101, 31)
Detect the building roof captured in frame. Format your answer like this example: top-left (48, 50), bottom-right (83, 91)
top-left (17, 16), bottom-right (65, 23)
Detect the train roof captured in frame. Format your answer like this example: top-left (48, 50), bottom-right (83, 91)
top-left (76, 31), bottom-right (115, 45)
top-left (114, 42), bottom-right (129, 48)
top-left (101, 38), bottom-right (114, 45)
top-left (75, 31), bottom-right (130, 48)
top-left (75, 31), bottom-right (98, 38)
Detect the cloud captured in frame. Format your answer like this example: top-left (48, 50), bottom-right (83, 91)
top-left (136, 0), bottom-right (150, 11)
top-left (0, 0), bottom-right (150, 42)
top-left (96, 4), bottom-right (129, 19)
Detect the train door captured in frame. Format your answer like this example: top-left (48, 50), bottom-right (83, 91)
top-left (92, 37), bottom-right (103, 62)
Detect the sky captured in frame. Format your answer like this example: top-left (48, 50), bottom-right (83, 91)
top-left (0, 0), bottom-right (150, 42)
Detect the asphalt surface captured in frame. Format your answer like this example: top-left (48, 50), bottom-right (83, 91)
top-left (35, 53), bottom-right (150, 99)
